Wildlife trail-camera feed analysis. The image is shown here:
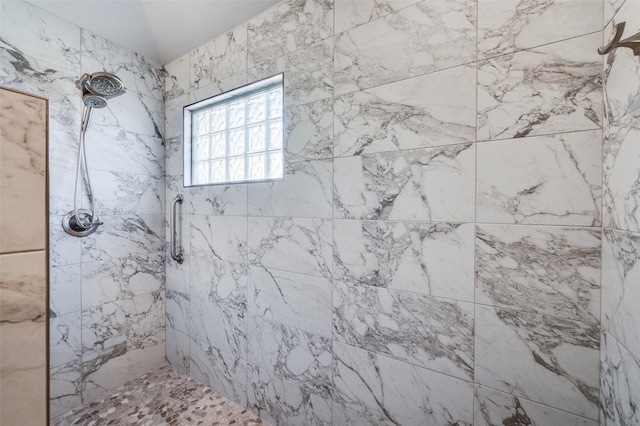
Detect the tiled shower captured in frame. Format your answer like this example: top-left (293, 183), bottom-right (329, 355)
top-left (1, 0), bottom-right (639, 424)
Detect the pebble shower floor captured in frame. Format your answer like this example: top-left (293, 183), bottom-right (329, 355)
top-left (52, 364), bottom-right (268, 425)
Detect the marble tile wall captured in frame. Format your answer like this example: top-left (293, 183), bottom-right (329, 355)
top-left (0, 0), bottom-right (166, 420)
top-left (600, 1), bottom-right (640, 424)
top-left (0, 87), bottom-right (48, 425)
top-left (164, 0), bottom-right (608, 424)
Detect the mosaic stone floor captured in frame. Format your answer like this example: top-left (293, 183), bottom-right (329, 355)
top-left (52, 364), bottom-right (269, 426)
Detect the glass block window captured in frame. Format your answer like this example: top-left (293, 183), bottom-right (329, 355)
top-left (184, 74), bottom-right (284, 186)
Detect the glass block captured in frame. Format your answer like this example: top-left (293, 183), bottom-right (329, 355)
top-left (228, 128), bottom-right (245, 155)
top-left (228, 156), bottom-right (246, 182)
top-left (193, 111), bottom-right (209, 135)
top-left (210, 106), bottom-right (226, 132)
top-left (267, 151), bottom-right (283, 179)
top-left (194, 136), bottom-right (210, 161)
top-left (211, 159), bottom-right (226, 183)
top-left (247, 93), bottom-right (267, 124)
top-left (247, 153), bottom-right (266, 180)
top-left (248, 123), bottom-right (266, 153)
top-left (267, 88), bottom-right (283, 119)
top-left (194, 161), bottom-right (210, 185)
top-left (227, 100), bottom-right (245, 128)
top-left (268, 120), bottom-right (283, 149)
top-left (211, 132), bottom-right (226, 158)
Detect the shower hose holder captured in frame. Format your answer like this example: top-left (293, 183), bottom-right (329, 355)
top-left (62, 209), bottom-right (103, 237)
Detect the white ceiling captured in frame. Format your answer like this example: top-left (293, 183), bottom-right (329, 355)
top-left (26, 0), bottom-right (280, 64)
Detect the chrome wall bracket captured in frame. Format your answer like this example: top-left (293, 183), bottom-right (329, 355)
top-left (599, 22), bottom-right (640, 56)
top-left (62, 209), bottom-right (102, 237)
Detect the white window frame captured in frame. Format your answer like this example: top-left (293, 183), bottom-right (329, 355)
top-left (183, 73), bottom-right (284, 187)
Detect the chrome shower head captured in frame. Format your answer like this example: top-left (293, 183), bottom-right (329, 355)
top-left (86, 72), bottom-right (126, 97)
top-left (82, 93), bottom-right (107, 108)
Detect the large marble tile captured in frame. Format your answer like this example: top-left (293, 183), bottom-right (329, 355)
top-left (90, 171), bottom-right (164, 216)
top-left (602, 229), bottom-right (640, 357)
top-left (0, 251), bottom-right (47, 323)
top-left (190, 25), bottom-right (247, 91)
top-left (247, 316), bottom-right (332, 395)
top-left (190, 215), bottom-right (247, 262)
top-left (600, 332), bottom-right (640, 426)
top-left (89, 91), bottom-right (164, 139)
top-left (163, 54), bottom-right (189, 101)
top-left (477, 130), bottom-right (602, 226)
top-left (50, 359), bottom-right (82, 419)
top-left (604, 109), bottom-right (640, 231)
top-left (333, 342), bottom-right (474, 425)
top-left (474, 385), bottom-right (598, 426)
top-left (604, 0), bottom-right (640, 124)
top-left (478, 0), bottom-right (602, 59)
top-left (249, 38), bottom-right (333, 108)
top-left (248, 0), bottom-right (333, 67)
top-left (165, 136), bottom-right (184, 177)
top-left (50, 264), bottom-right (81, 317)
top-left (48, 165), bottom-right (76, 216)
top-left (50, 311), bottom-right (82, 368)
top-left (190, 255), bottom-right (247, 310)
top-left (190, 337), bottom-right (247, 406)
top-left (334, 0), bottom-right (476, 95)
top-left (478, 33), bottom-right (602, 141)
top-left (334, 144), bottom-right (475, 221)
top-left (165, 327), bottom-right (190, 375)
top-left (185, 183), bottom-right (248, 217)
top-left (334, 0), bottom-right (422, 34)
top-left (0, 0), bottom-right (80, 72)
top-left (334, 65), bottom-right (475, 157)
top-left (247, 365), bottom-right (332, 426)
top-left (166, 290), bottom-right (190, 335)
top-left (50, 215), bottom-right (81, 267)
top-left (285, 99), bottom-right (334, 161)
top-left (248, 159), bottom-right (333, 218)
top-left (248, 267), bottom-right (332, 338)
top-left (475, 306), bottom-right (600, 419)
top-left (333, 281), bottom-right (474, 380)
top-left (80, 215), bottom-right (165, 262)
top-left (0, 87), bottom-right (47, 253)
top-left (81, 29), bottom-right (164, 101)
top-left (476, 225), bottom-right (601, 323)
top-left (248, 217), bottom-right (332, 278)
top-left (334, 220), bottom-right (474, 301)
top-left (164, 94), bottom-right (189, 139)
top-left (190, 296), bottom-right (246, 358)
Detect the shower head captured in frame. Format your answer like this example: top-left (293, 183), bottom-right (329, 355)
top-left (77, 71), bottom-right (127, 108)
top-left (82, 93), bottom-right (108, 108)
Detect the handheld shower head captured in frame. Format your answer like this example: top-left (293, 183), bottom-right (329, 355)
top-left (82, 93), bottom-right (107, 108)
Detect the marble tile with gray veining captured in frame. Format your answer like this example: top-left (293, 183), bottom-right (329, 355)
top-left (333, 281), bottom-right (474, 380)
top-left (81, 29), bottom-right (164, 101)
top-left (334, 65), bottom-right (475, 157)
top-left (332, 403), bottom-right (397, 426)
top-left (50, 311), bottom-right (82, 368)
top-left (190, 26), bottom-right (247, 91)
top-left (249, 38), bottom-right (333, 108)
top-left (190, 215), bottom-right (247, 263)
top-left (80, 215), bottom-right (165, 262)
top-left (474, 385), bottom-right (598, 426)
top-left (478, 33), bottom-right (602, 141)
top-left (334, 220), bottom-right (474, 301)
top-left (165, 327), bottom-right (190, 375)
top-left (604, 0), bottom-right (640, 124)
top-left (165, 136), bottom-right (183, 176)
top-left (50, 216), bottom-right (81, 267)
top-left (248, 216), bottom-right (332, 278)
top-left (334, 144), bottom-right (475, 221)
top-left (165, 290), bottom-right (190, 335)
top-left (187, 183), bottom-right (248, 217)
top-left (476, 225), bottom-right (601, 324)
top-left (249, 267), bottom-right (332, 338)
top-left (477, 130), bottom-right (602, 226)
top-left (163, 54), bottom-right (189, 101)
top-left (49, 359), bottom-right (82, 419)
top-left (189, 72), bottom-right (250, 105)
top-left (190, 337), bottom-right (247, 406)
top-left (285, 98), bottom-right (333, 161)
top-left (190, 255), bottom-right (247, 310)
top-left (90, 171), bottom-right (164, 216)
top-left (475, 305), bottom-right (600, 419)
top-left (602, 229), bottom-right (640, 357)
top-left (190, 296), bottom-right (246, 358)
top-left (247, 365), bottom-right (332, 426)
top-left (334, 0), bottom-right (476, 95)
top-left (478, 0), bottom-right (602, 60)
top-left (164, 94), bottom-right (189, 139)
top-left (247, 316), bottom-right (332, 395)
top-left (89, 90), bottom-right (164, 139)
top-left (50, 264), bottom-right (81, 317)
top-left (333, 342), bottom-right (474, 426)
top-left (604, 109), bottom-right (640, 232)
top-left (248, 159), bottom-right (333, 218)
top-left (600, 332), bottom-right (640, 426)
top-left (0, 0), bottom-right (80, 72)
top-left (247, 0), bottom-right (333, 67)
top-left (334, 0), bottom-right (422, 34)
